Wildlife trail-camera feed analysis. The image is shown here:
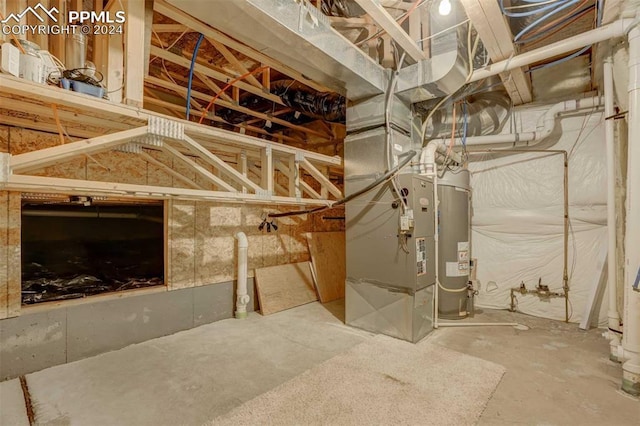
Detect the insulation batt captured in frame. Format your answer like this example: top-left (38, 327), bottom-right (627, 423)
top-left (470, 104), bottom-right (608, 325)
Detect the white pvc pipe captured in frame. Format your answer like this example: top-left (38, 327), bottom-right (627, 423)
top-left (470, 19), bottom-right (635, 83)
top-left (436, 322), bottom-right (519, 327)
top-left (235, 232), bottom-right (250, 319)
top-left (604, 56), bottom-right (623, 359)
top-left (622, 22), bottom-right (640, 397)
top-left (433, 172), bottom-right (439, 329)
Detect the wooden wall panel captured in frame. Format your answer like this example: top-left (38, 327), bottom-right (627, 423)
top-left (87, 151), bottom-right (148, 184)
top-left (0, 126), bottom-right (8, 153)
top-left (167, 200), bottom-right (196, 289)
top-left (2, 126), bottom-right (346, 300)
top-left (146, 150), bottom-right (174, 187)
top-left (7, 192), bottom-right (21, 317)
top-left (0, 192), bottom-right (9, 319)
top-left (9, 128), bottom-right (60, 154)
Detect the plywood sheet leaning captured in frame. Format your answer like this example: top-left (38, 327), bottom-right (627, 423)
top-left (254, 262), bottom-right (317, 315)
top-left (306, 232), bottom-right (345, 303)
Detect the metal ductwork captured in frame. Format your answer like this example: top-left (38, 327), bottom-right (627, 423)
top-left (416, 79), bottom-right (512, 139)
top-left (168, 0), bottom-right (388, 100)
top-left (395, 2), bottom-right (471, 103)
top-left (169, 0), bottom-right (471, 103)
top-left (320, 0), bottom-right (365, 18)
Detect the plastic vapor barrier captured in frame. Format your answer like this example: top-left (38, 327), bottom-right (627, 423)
top-left (470, 104), bottom-right (608, 325)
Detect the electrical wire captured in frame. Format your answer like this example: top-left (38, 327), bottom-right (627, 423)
top-left (51, 105), bottom-right (66, 146)
top-left (416, 19), bottom-right (470, 43)
top-left (355, 0), bottom-right (430, 47)
top-left (461, 101), bottom-right (468, 148)
top-left (503, 0), bottom-right (562, 10)
top-left (198, 66), bottom-right (267, 125)
top-left (186, 33), bottom-right (205, 120)
top-left (268, 151), bottom-right (417, 219)
top-left (499, 0), bottom-right (571, 18)
top-left (149, 29), bottom-right (190, 65)
top-left (516, 3), bottom-right (595, 46)
top-left (513, 0), bottom-right (581, 43)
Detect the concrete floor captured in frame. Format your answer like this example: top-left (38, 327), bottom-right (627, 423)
top-left (0, 301), bottom-right (637, 425)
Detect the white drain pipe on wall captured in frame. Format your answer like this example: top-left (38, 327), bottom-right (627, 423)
top-left (622, 21), bottom-right (640, 397)
top-left (604, 54), bottom-right (623, 361)
top-left (235, 232), bottom-right (250, 319)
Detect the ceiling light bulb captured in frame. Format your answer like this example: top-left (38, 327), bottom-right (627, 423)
top-left (439, 0), bottom-right (451, 16)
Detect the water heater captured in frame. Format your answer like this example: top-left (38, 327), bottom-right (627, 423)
top-left (437, 169), bottom-right (471, 319)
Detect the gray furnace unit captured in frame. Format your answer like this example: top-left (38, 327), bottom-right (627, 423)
top-left (344, 95), bottom-right (436, 342)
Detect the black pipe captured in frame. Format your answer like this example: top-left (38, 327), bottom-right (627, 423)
top-left (268, 150), bottom-right (417, 219)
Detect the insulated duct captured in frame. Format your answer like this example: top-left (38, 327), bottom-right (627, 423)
top-left (320, 0), bottom-right (365, 18)
top-left (216, 79), bottom-right (345, 131)
top-left (271, 80), bottom-right (346, 122)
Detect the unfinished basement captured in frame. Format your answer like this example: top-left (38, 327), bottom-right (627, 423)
top-left (0, 0), bottom-right (638, 425)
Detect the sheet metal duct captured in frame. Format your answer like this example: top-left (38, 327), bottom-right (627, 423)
top-left (168, 0), bottom-right (387, 100)
top-left (395, 2), bottom-right (470, 103)
top-left (169, 0), bottom-right (470, 103)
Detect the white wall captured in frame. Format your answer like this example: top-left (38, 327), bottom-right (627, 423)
top-left (470, 102), bottom-right (609, 325)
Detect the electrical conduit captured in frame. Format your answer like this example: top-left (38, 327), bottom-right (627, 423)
top-left (186, 33), bottom-right (205, 121)
top-left (235, 232), bottom-right (250, 319)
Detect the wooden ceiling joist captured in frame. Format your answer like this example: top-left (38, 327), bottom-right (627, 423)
top-left (460, 0), bottom-right (532, 105)
top-left (145, 76), bottom-right (330, 140)
top-left (353, 0), bottom-right (426, 63)
top-left (150, 46), bottom-right (284, 106)
top-left (206, 37), bottom-right (265, 89)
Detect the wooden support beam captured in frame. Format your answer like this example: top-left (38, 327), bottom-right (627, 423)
top-left (152, 24), bottom-right (191, 33)
top-left (93, 0), bottom-right (109, 81)
top-left (26, 0), bottom-right (48, 49)
top-left (261, 66), bottom-right (270, 92)
top-left (353, 0), bottom-right (426, 63)
top-left (277, 159), bottom-right (301, 199)
top-left (153, 0), bottom-right (333, 94)
top-left (144, 0), bottom-right (154, 76)
top-left (161, 143), bottom-right (237, 192)
top-left (194, 72), bottom-right (234, 103)
top-left (6, 174), bottom-right (332, 206)
top-left (143, 89), bottom-right (184, 118)
top-left (123, 0), bottom-right (145, 106)
top-left (11, 127), bottom-right (149, 172)
top-left (237, 151), bottom-right (248, 194)
top-left (460, 0), bottom-right (532, 105)
top-left (49, 0), bottom-right (66, 58)
top-left (150, 46), bottom-right (284, 106)
top-left (206, 37), bottom-right (263, 89)
top-left (261, 145), bottom-right (273, 195)
top-left (300, 180), bottom-right (322, 200)
top-left (139, 150), bottom-right (203, 189)
top-left (300, 159), bottom-right (342, 198)
top-left (181, 135), bottom-right (262, 192)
